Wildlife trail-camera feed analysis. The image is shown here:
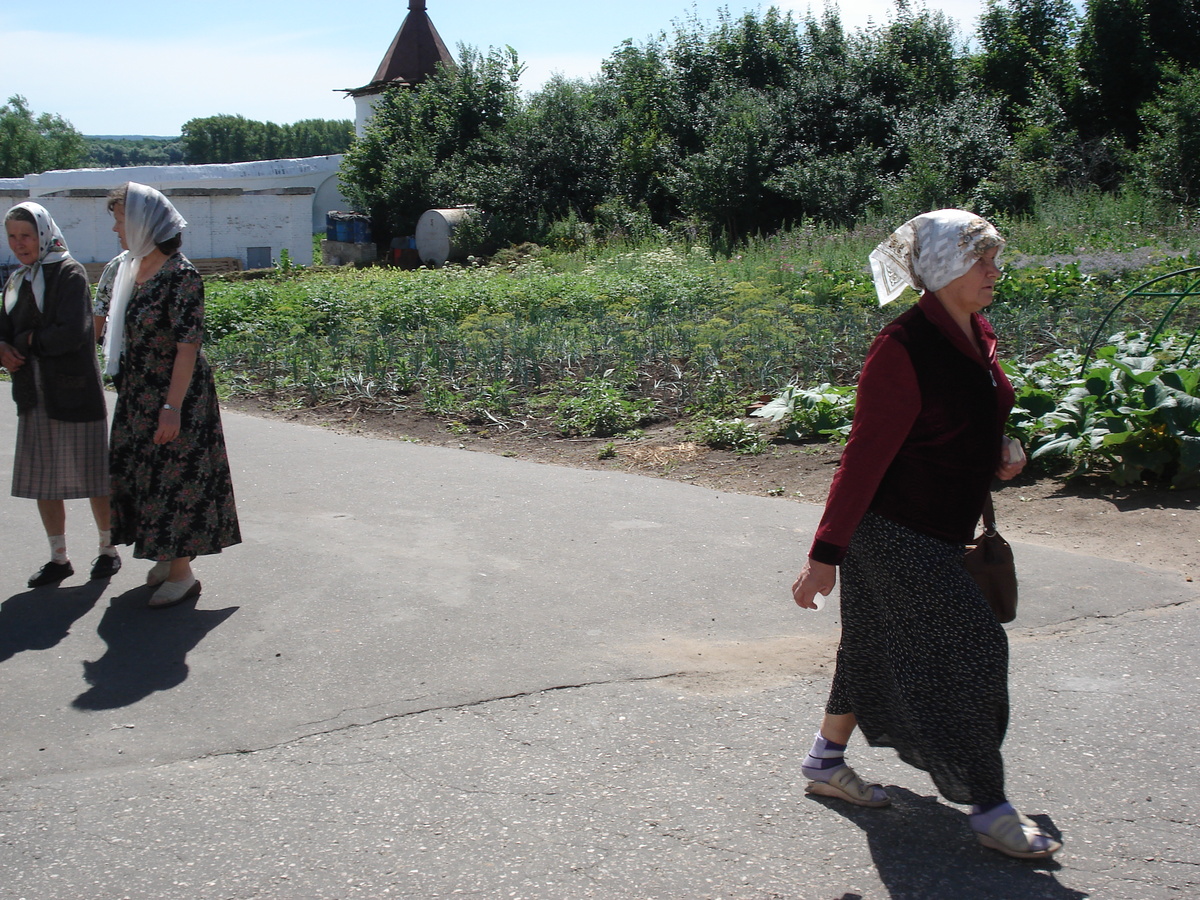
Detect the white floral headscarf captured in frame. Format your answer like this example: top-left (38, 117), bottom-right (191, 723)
top-left (102, 183), bottom-right (187, 375)
top-left (868, 208), bottom-right (1006, 306)
top-left (3, 202), bottom-right (72, 314)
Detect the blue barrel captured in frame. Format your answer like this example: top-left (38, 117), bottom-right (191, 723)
top-left (351, 216), bottom-right (372, 244)
top-left (335, 218), bottom-right (351, 242)
top-left (325, 213), bottom-right (338, 241)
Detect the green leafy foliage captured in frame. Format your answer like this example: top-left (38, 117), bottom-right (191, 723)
top-left (0, 95), bottom-right (86, 177)
top-left (1006, 335), bottom-right (1200, 487)
top-left (181, 115), bottom-right (353, 164)
top-left (84, 136), bottom-right (186, 167)
top-left (331, 3), bottom-right (1200, 247)
top-left (690, 417), bottom-right (769, 454)
top-left (1135, 66), bottom-right (1200, 205)
top-left (550, 374), bottom-right (655, 437)
top-left (203, 205), bottom-right (1200, 502)
top-left (751, 384), bottom-right (857, 442)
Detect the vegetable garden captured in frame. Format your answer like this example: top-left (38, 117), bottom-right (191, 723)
top-left (205, 198), bottom-right (1200, 489)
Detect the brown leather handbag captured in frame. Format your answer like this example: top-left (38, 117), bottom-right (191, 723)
top-left (963, 495), bottom-right (1018, 623)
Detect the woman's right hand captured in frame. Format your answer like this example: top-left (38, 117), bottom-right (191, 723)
top-left (792, 559), bottom-right (836, 609)
top-left (0, 341), bottom-right (24, 373)
top-left (154, 407), bottom-right (182, 444)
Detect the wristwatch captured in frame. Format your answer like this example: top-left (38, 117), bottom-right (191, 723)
top-left (162, 403), bottom-right (179, 411)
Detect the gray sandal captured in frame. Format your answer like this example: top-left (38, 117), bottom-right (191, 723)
top-left (975, 811), bottom-right (1062, 859)
top-left (805, 765), bottom-right (891, 808)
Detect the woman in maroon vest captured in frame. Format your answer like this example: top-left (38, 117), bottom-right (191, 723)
top-left (791, 209), bottom-right (1059, 859)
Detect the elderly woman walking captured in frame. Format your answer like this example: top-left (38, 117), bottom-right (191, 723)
top-left (1, 202), bottom-right (120, 587)
top-left (101, 182), bottom-right (240, 607)
top-left (791, 209), bottom-right (1060, 859)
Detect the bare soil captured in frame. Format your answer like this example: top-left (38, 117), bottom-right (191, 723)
top-left (225, 397), bottom-right (1199, 584)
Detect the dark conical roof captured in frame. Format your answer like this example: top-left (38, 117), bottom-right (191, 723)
top-left (344, 0), bottom-right (455, 96)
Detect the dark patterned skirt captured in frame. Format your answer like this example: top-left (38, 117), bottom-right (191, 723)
top-left (109, 357), bottom-right (241, 562)
top-left (826, 511), bottom-right (1009, 805)
top-left (11, 362), bottom-right (109, 500)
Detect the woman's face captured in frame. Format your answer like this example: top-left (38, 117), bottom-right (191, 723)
top-left (111, 203), bottom-right (129, 251)
top-left (936, 248), bottom-right (1003, 315)
top-left (6, 219), bottom-right (39, 266)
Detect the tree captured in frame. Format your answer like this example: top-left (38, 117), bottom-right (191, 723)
top-left (84, 137), bottom-right (186, 167)
top-left (597, 40), bottom-right (684, 222)
top-left (1077, 0), bottom-right (1200, 148)
top-left (855, 3), bottom-right (963, 114)
top-left (974, 0), bottom-right (1080, 124)
top-left (0, 95), bottom-right (86, 177)
top-left (181, 114), bottom-right (353, 164)
top-left (340, 46), bottom-right (523, 244)
top-left (1134, 66), bottom-right (1200, 204)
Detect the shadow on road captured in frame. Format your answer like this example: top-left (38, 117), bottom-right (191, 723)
top-left (813, 786), bottom-right (1088, 900)
top-left (0, 580), bottom-right (107, 663)
top-left (71, 585), bottom-right (238, 711)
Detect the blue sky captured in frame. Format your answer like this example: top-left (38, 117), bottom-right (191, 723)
top-left (1, 0), bottom-right (990, 137)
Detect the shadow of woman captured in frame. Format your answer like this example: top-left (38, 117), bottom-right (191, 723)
top-left (0, 580), bottom-right (107, 663)
top-left (71, 585), bottom-right (238, 711)
top-left (812, 786), bottom-right (1087, 900)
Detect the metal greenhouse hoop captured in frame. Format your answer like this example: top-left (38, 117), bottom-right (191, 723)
top-left (1079, 266), bottom-right (1200, 374)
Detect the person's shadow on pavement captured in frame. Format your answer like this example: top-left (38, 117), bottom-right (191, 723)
top-left (813, 787), bottom-right (1087, 900)
top-left (0, 580), bottom-right (107, 663)
top-left (71, 585), bottom-right (237, 710)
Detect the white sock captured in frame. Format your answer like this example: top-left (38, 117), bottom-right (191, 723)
top-left (802, 732), bottom-right (847, 779)
top-left (969, 801), bottom-right (1016, 832)
top-left (49, 534), bottom-right (68, 564)
top-left (97, 528), bottom-right (118, 557)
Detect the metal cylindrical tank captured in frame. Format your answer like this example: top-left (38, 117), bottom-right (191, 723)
top-left (415, 207), bottom-right (477, 267)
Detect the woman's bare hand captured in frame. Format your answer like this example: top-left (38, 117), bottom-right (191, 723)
top-left (0, 341), bottom-right (25, 373)
top-left (792, 559), bottom-right (836, 609)
top-left (154, 407), bottom-right (181, 444)
top-left (996, 436), bottom-right (1026, 480)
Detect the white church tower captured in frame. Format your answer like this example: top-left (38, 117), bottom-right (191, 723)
top-left (343, 0), bottom-right (456, 137)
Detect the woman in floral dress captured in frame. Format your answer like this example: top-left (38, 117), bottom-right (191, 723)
top-left (101, 182), bottom-right (240, 607)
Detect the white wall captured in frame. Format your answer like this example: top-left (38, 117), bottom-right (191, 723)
top-left (1, 189), bottom-right (317, 268)
top-left (2, 154), bottom-right (351, 265)
top-left (1, 154), bottom-right (355, 267)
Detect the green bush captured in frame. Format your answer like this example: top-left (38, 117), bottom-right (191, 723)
top-left (551, 375), bottom-right (655, 437)
top-left (690, 417), bottom-right (769, 455)
top-left (751, 383), bottom-right (856, 442)
top-left (1006, 334), bottom-right (1200, 488)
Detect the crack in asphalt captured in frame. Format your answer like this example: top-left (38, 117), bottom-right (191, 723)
top-left (213, 671), bottom-right (697, 760)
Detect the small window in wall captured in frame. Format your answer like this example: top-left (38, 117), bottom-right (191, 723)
top-left (246, 247), bottom-right (272, 269)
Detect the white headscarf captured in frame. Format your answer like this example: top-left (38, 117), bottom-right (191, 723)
top-left (868, 208), bottom-right (1006, 307)
top-left (102, 183), bottom-right (187, 375)
top-left (3, 202), bottom-right (72, 314)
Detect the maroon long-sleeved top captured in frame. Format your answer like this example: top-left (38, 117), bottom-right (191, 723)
top-left (809, 291), bottom-right (1015, 566)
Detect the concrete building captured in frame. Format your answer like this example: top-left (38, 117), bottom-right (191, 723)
top-left (1, 156), bottom-right (345, 270)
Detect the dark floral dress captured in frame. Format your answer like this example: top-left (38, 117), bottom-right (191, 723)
top-left (109, 253), bottom-right (241, 560)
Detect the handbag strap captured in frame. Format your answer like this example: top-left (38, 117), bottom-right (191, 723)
top-left (981, 493), bottom-right (997, 536)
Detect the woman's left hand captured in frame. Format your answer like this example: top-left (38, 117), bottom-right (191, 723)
top-left (0, 341), bottom-right (25, 373)
top-left (154, 407), bottom-right (181, 444)
top-left (996, 436), bottom-right (1026, 480)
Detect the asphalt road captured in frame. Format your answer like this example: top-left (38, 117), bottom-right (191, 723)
top-left (1, 398), bottom-right (1196, 899)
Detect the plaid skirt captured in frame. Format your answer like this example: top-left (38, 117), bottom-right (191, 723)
top-left (11, 362), bottom-right (109, 500)
top-left (826, 511), bottom-right (1010, 805)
